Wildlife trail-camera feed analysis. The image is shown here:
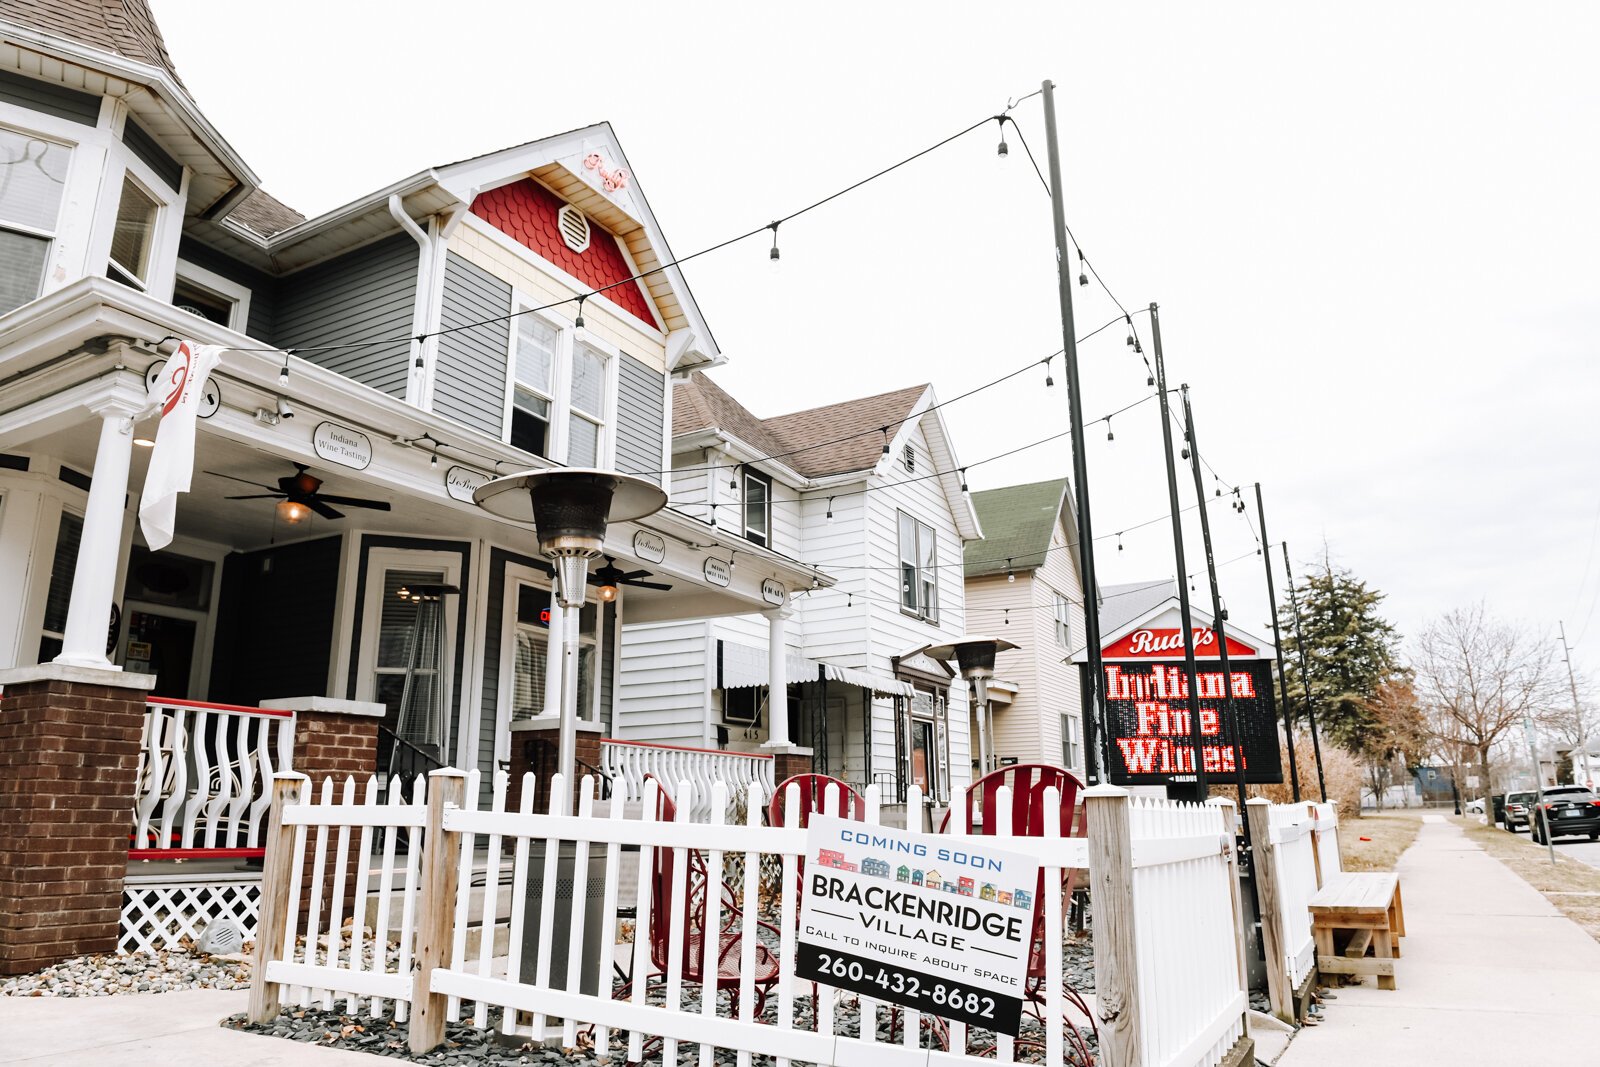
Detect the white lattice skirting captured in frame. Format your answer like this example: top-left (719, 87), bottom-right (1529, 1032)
top-left (120, 872), bottom-right (262, 954)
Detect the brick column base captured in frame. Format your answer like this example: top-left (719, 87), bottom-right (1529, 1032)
top-left (260, 697), bottom-right (384, 927)
top-left (768, 746), bottom-right (816, 789)
top-left (508, 722), bottom-right (603, 814)
top-left (0, 663), bottom-right (154, 975)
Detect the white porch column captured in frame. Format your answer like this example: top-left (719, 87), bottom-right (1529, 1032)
top-left (53, 397), bottom-right (142, 669)
top-left (762, 606), bottom-right (794, 748)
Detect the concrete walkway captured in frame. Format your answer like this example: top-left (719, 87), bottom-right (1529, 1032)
top-left (0, 989), bottom-right (373, 1065)
top-left (1274, 814), bottom-right (1600, 1065)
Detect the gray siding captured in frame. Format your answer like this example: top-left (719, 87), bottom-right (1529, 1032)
top-left (0, 69), bottom-right (97, 125)
top-left (176, 238), bottom-right (277, 341)
top-left (617, 353), bottom-right (665, 478)
top-left (124, 121), bottom-right (182, 191)
top-left (434, 252), bottom-right (511, 436)
top-left (272, 234), bottom-right (418, 398)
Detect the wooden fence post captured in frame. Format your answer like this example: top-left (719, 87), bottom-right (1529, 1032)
top-left (247, 773), bottom-right (306, 1024)
top-left (1084, 785), bottom-right (1140, 1067)
top-left (1245, 798), bottom-right (1292, 1023)
top-left (1208, 798), bottom-right (1252, 1031)
top-left (410, 768), bottom-right (466, 1055)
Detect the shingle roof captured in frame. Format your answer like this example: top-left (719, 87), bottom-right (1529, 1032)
top-left (1, 0), bottom-right (184, 85)
top-left (964, 479), bottom-right (1068, 578)
top-left (1098, 579), bottom-right (1180, 637)
top-left (674, 373), bottom-right (927, 479)
top-left (228, 189), bottom-right (305, 238)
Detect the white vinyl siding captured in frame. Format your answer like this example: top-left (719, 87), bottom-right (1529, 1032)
top-left (0, 126), bottom-right (70, 315)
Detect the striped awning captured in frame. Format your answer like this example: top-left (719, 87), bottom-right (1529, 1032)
top-left (717, 640), bottom-right (914, 698)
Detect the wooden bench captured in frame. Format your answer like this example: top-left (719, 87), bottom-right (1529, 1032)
top-left (1308, 871), bottom-right (1405, 990)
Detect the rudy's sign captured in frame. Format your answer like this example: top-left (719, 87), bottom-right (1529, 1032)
top-left (796, 815), bottom-right (1038, 1034)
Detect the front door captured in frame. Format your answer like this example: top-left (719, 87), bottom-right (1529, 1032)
top-left (121, 609), bottom-right (197, 699)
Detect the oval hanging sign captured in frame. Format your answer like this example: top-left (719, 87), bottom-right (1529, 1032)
top-left (444, 465), bottom-right (488, 503)
top-left (312, 422), bottom-right (373, 470)
top-left (633, 530), bottom-right (667, 564)
top-left (703, 557), bottom-right (732, 588)
top-left (761, 578), bottom-right (787, 606)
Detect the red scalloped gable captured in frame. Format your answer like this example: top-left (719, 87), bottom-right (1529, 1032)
top-left (470, 179), bottom-right (658, 329)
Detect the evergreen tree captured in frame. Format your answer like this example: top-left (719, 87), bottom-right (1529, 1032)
top-left (1276, 558), bottom-right (1401, 752)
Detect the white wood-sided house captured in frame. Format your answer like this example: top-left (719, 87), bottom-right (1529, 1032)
top-left (617, 372), bottom-right (984, 806)
top-left (0, 0), bottom-right (834, 819)
top-left (961, 478), bottom-right (1088, 777)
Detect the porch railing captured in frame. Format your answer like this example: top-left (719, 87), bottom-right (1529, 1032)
top-left (131, 698), bottom-right (296, 858)
top-left (599, 738), bottom-right (774, 820)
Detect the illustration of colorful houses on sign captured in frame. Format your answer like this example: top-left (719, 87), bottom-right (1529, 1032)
top-left (862, 858), bottom-right (891, 879)
top-left (998, 890), bottom-right (1013, 905)
top-left (958, 877), bottom-right (975, 897)
top-left (924, 870), bottom-right (943, 891)
top-left (896, 865), bottom-right (912, 883)
top-left (1012, 888), bottom-right (1033, 910)
top-left (911, 870), bottom-right (925, 886)
top-left (818, 849), bottom-right (857, 872)
top-left (979, 883), bottom-right (997, 902)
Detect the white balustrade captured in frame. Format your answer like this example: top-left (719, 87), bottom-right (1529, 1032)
top-left (598, 739), bottom-right (775, 820)
top-left (131, 699), bottom-right (296, 853)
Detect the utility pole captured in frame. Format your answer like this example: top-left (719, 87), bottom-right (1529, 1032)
top-left (1559, 621), bottom-right (1591, 789)
top-left (1282, 542), bottom-right (1328, 802)
top-left (1180, 385), bottom-right (1262, 950)
top-left (1523, 714), bottom-right (1557, 865)
top-left (1254, 484), bottom-right (1301, 801)
top-left (1041, 79), bottom-right (1109, 782)
top-left (1149, 304), bottom-right (1208, 801)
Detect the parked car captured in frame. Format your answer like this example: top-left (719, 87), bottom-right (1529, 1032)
top-left (1530, 786), bottom-right (1600, 844)
top-left (1504, 791), bottom-right (1537, 831)
top-left (1465, 798), bottom-right (1485, 814)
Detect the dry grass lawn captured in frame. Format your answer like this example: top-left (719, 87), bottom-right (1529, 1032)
top-left (1452, 816), bottom-right (1600, 942)
top-left (1339, 811), bottom-right (1423, 872)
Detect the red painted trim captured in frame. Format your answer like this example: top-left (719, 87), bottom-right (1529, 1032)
top-left (128, 847), bottom-right (265, 860)
top-left (599, 738), bottom-right (774, 759)
top-left (145, 697), bottom-right (294, 718)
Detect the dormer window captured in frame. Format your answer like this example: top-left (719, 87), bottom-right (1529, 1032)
top-left (0, 127), bottom-right (69, 315)
top-left (505, 305), bottom-right (615, 465)
top-left (743, 470), bottom-right (771, 547)
top-left (107, 174), bottom-right (158, 289)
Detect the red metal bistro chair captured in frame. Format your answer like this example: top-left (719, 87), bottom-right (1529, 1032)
top-left (940, 764), bottom-right (1093, 1061)
top-left (767, 773), bottom-right (866, 828)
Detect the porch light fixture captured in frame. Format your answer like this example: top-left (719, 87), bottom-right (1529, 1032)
top-left (913, 633), bottom-right (1019, 776)
top-left (597, 580), bottom-right (619, 603)
top-left (134, 435), bottom-right (155, 448)
top-left (277, 499), bottom-right (311, 526)
top-left (474, 468), bottom-right (667, 800)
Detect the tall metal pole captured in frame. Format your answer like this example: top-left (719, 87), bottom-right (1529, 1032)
top-left (1559, 621), bottom-right (1591, 788)
top-left (1523, 714), bottom-right (1557, 865)
top-left (1282, 542), bottom-right (1328, 802)
top-left (1149, 304), bottom-right (1208, 801)
top-left (1180, 385), bottom-right (1261, 942)
top-left (1255, 483), bottom-right (1301, 801)
top-left (1041, 79), bottom-right (1109, 782)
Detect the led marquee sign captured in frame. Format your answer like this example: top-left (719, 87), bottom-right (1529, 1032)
top-left (1098, 660), bottom-right (1284, 786)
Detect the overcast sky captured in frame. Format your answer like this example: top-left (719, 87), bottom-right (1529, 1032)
top-left (155, 1), bottom-right (1600, 685)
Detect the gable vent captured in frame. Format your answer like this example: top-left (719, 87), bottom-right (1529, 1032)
top-left (903, 444), bottom-right (916, 472)
top-left (557, 204), bottom-right (592, 252)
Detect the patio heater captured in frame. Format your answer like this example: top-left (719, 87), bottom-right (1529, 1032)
top-left (917, 635), bottom-right (1018, 777)
top-left (474, 468), bottom-right (666, 803)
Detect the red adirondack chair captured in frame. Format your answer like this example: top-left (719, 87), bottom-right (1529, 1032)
top-left (939, 764), bottom-right (1093, 1060)
top-left (766, 773), bottom-right (866, 828)
top-left (643, 778), bottom-right (781, 1013)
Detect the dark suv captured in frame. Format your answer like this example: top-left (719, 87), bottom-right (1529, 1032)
top-left (1531, 786), bottom-right (1600, 844)
top-left (1504, 791), bottom-right (1537, 831)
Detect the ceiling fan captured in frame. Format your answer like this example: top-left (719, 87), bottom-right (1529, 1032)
top-left (207, 462), bottom-right (392, 521)
top-left (589, 556), bottom-right (671, 601)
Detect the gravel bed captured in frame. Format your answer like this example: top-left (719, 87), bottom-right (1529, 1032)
top-left (2, 947), bottom-right (251, 997)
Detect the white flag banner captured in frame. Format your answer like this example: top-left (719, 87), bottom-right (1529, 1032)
top-left (139, 341), bottom-right (223, 551)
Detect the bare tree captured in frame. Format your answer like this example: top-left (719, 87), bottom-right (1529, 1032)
top-left (1412, 604), bottom-right (1559, 805)
top-left (1361, 677), bottom-right (1428, 810)
top-left (1537, 661), bottom-right (1597, 787)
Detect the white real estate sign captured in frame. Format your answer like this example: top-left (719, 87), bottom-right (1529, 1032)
top-left (795, 815), bottom-right (1039, 1035)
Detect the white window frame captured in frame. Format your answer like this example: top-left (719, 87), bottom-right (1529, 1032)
top-left (0, 121), bottom-right (73, 310)
top-left (354, 548), bottom-right (462, 756)
top-left (500, 297), bottom-right (619, 467)
top-left (174, 257), bottom-right (253, 333)
top-left (105, 169), bottom-right (161, 290)
top-left (897, 509), bottom-right (939, 623)
top-left (1062, 712), bottom-right (1082, 771)
top-left (37, 505), bottom-right (84, 657)
top-left (742, 468), bottom-right (772, 548)
top-left (494, 563), bottom-right (605, 768)
top-left (1054, 592), bottom-right (1071, 647)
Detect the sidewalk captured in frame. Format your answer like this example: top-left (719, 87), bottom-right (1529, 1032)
top-left (0, 989), bottom-right (373, 1065)
top-left (1274, 814), bottom-right (1600, 1064)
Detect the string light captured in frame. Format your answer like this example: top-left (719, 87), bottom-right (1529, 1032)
top-left (959, 469), bottom-right (969, 493)
top-left (574, 294), bottom-right (587, 336)
top-left (430, 452), bottom-right (437, 468)
top-left (995, 116), bottom-right (1008, 158)
top-left (1106, 418), bottom-right (1114, 442)
top-left (1117, 533), bottom-right (1124, 552)
top-left (278, 353), bottom-right (290, 386)
top-left (769, 221), bottom-right (781, 262)
top-left (709, 503), bottom-right (717, 528)
top-left (1007, 558), bottom-right (1015, 583)
top-left (1044, 357), bottom-right (1055, 388)
top-left (880, 427), bottom-right (891, 455)
top-left (1077, 250), bottom-right (1088, 287)
top-left (826, 496), bottom-right (834, 521)
top-left (730, 465), bottom-right (739, 491)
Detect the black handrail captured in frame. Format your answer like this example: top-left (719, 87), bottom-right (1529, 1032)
top-left (379, 726), bottom-right (447, 778)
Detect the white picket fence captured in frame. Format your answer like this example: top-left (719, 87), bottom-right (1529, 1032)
top-left (1246, 799), bottom-right (1344, 1024)
top-left (132, 698), bottom-right (296, 854)
top-left (600, 738), bottom-right (776, 821)
top-left (247, 773), bottom-right (1251, 1067)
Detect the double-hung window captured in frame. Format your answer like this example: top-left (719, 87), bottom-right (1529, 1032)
top-left (1054, 593), bottom-right (1071, 647)
top-left (1062, 713), bottom-right (1082, 771)
top-left (567, 341), bottom-right (606, 466)
top-left (506, 309), bottom-right (611, 465)
top-left (743, 470), bottom-right (771, 547)
top-left (106, 173), bottom-right (158, 289)
top-left (898, 510), bottom-right (938, 622)
top-left (0, 127), bottom-right (70, 315)
top-left (510, 315), bottom-right (559, 457)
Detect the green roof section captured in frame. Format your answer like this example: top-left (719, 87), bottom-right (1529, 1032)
top-left (964, 478), bottom-right (1068, 579)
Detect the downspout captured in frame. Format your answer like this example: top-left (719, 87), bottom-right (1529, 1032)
top-left (389, 195), bottom-right (431, 409)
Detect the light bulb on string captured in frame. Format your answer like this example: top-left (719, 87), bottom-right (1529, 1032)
top-left (996, 116), bottom-right (1008, 158)
top-left (1006, 558), bottom-right (1015, 583)
top-left (959, 468), bottom-right (969, 493)
top-left (1181, 447), bottom-right (1190, 460)
top-left (1077, 251), bottom-right (1087, 287)
top-left (1106, 418), bottom-right (1114, 442)
top-left (881, 427), bottom-right (891, 455)
top-left (730, 465), bottom-right (739, 491)
top-left (573, 295), bottom-right (588, 342)
top-left (430, 452), bottom-right (437, 469)
top-left (1117, 533), bottom-right (1124, 552)
top-left (709, 503), bottom-right (717, 528)
top-left (826, 497), bottom-right (834, 521)
top-left (1044, 357), bottom-right (1055, 388)
top-left (769, 221), bottom-right (781, 263)
top-left (278, 354), bottom-right (290, 386)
